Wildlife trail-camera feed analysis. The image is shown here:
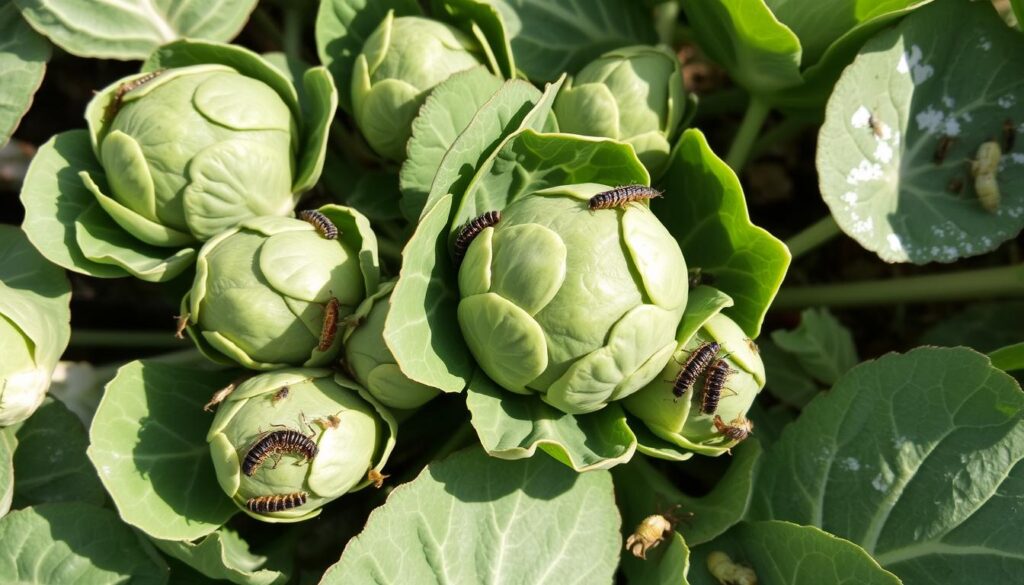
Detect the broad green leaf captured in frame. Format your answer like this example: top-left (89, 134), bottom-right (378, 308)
top-left (0, 503), bottom-right (169, 584)
top-left (688, 521), bottom-right (901, 585)
top-left (919, 301), bottom-right (1024, 352)
top-left (87, 360), bottom-right (239, 541)
top-left (0, 432), bottom-right (12, 517)
top-left (0, 224), bottom-right (71, 371)
top-left (818, 0), bottom-right (1024, 264)
top-left (622, 532), bottom-right (691, 585)
top-left (655, 129), bottom-right (790, 338)
top-left (465, 370), bottom-right (637, 471)
top-left (990, 341), bottom-right (1024, 372)
top-left (320, 151), bottom-right (404, 223)
top-left (400, 65), bottom-right (504, 220)
top-left (154, 529), bottom-right (285, 585)
top-left (770, 308), bottom-right (858, 386)
top-left (321, 447), bottom-right (621, 584)
top-left (443, 0), bottom-right (656, 82)
top-left (0, 3), bottom-right (49, 148)
top-left (750, 347), bottom-right (1024, 585)
top-left (615, 441), bottom-right (763, 549)
top-left (13, 0), bottom-right (257, 60)
top-left (315, 0), bottom-right (422, 112)
top-left (432, 0), bottom-right (515, 79)
top-left (744, 402), bottom-right (795, 449)
top-left (9, 398), bottom-right (104, 507)
top-left (1014, 0), bottom-right (1024, 31)
top-left (293, 67), bottom-right (339, 194)
top-left (758, 339), bottom-right (821, 410)
top-left (168, 557), bottom-right (222, 585)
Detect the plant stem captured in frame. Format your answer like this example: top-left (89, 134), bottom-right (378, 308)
top-left (283, 6), bottom-right (303, 63)
top-left (693, 88), bottom-right (749, 120)
top-left (69, 330), bottom-right (186, 349)
top-left (773, 264), bottom-right (1024, 309)
top-left (725, 97), bottom-right (771, 172)
top-left (785, 216), bottom-right (842, 260)
top-left (749, 112), bottom-right (820, 160)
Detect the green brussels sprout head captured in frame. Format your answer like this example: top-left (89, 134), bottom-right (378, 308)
top-left (182, 207), bottom-right (379, 370)
top-left (207, 369), bottom-right (397, 522)
top-left (82, 64), bottom-right (301, 246)
top-left (554, 46), bottom-right (687, 177)
top-left (0, 316), bottom-right (49, 427)
top-left (351, 12), bottom-right (483, 160)
top-left (342, 281), bottom-right (441, 411)
top-left (456, 184), bottom-right (688, 415)
top-left (624, 310), bottom-right (765, 457)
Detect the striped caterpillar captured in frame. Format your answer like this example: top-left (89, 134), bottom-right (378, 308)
top-left (242, 428), bottom-right (318, 477)
top-left (245, 491), bottom-right (307, 513)
top-left (588, 185), bottom-right (662, 210)
top-left (671, 342), bottom-right (719, 399)
top-left (299, 210), bottom-right (339, 239)
top-left (453, 210), bottom-right (501, 264)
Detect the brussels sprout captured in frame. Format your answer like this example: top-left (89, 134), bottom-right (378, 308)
top-left (351, 12), bottom-right (484, 161)
top-left (456, 183), bottom-right (688, 415)
top-left (82, 60), bottom-right (324, 247)
top-left (0, 316), bottom-right (51, 427)
top-left (182, 206), bottom-right (379, 370)
top-left (207, 368), bottom-right (397, 522)
top-left (624, 311), bottom-right (765, 457)
top-left (342, 281), bottom-right (441, 411)
top-left (554, 46), bottom-right (687, 177)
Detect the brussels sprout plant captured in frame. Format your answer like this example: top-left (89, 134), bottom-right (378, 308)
top-left (3, 0), bottom-right (1024, 584)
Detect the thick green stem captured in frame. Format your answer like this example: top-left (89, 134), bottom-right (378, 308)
top-left (283, 7), bottom-right (303, 63)
top-left (773, 264), bottom-right (1024, 309)
top-left (785, 216), bottom-right (842, 260)
top-left (69, 330), bottom-right (187, 349)
top-left (725, 97), bottom-right (771, 172)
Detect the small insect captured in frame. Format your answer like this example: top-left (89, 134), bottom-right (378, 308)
top-left (625, 514), bottom-right (674, 560)
top-left (745, 338), bottom-right (760, 355)
top-left (271, 386), bottom-right (290, 405)
top-left (245, 491), bottom-right (307, 514)
top-left (588, 185), bottom-right (663, 210)
top-left (317, 297), bottom-right (340, 352)
top-left (671, 342), bottom-right (720, 399)
top-left (298, 209), bottom-right (338, 239)
top-left (713, 415), bottom-right (754, 442)
top-left (103, 69), bottom-right (166, 122)
top-left (174, 313), bottom-right (189, 340)
top-left (314, 414), bottom-right (341, 430)
top-left (453, 210), bottom-right (501, 264)
top-left (707, 551), bottom-right (758, 585)
top-left (687, 267), bottom-right (716, 289)
top-left (700, 359), bottom-right (733, 415)
top-left (868, 113), bottom-right (886, 139)
top-left (242, 428), bottom-right (318, 477)
top-left (1003, 118), bottom-right (1016, 152)
top-left (367, 469), bottom-right (389, 489)
top-left (971, 141), bottom-right (1002, 213)
top-left (947, 176), bottom-right (964, 195)
top-left (203, 376), bottom-right (247, 412)
top-left (933, 135), bottom-right (954, 165)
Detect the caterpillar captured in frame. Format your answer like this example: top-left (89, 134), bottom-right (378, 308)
top-left (971, 141), bottom-right (1002, 213)
top-left (933, 135), bottom-right (954, 165)
top-left (242, 428), bottom-right (318, 477)
top-left (1004, 118), bottom-right (1016, 152)
top-left (299, 210), bottom-right (339, 240)
top-left (453, 210), bottom-right (500, 264)
top-left (245, 491), bottom-right (307, 513)
top-left (104, 69), bottom-right (166, 123)
top-left (700, 359), bottom-right (732, 415)
top-left (318, 297), bottom-right (340, 352)
top-left (713, 415), bottom-right (754, 442)
top-left (671, 342), bottom-right (720, 399)
top-left (588, 185), bottom-right (662, 210)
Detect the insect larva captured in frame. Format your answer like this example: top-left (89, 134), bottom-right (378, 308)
top-left (104, 69), bottom-right (166, 122)
top-left (242, 429), bottom-right (318, 477)
top-left (314, 414), bottom-right (341, 430)
top-left (245, 491), bottom-right (307, 513)
top-left (625, 514), bottom-right (674, 560)
top-left (707, 551), bottom-right (757, 585)
top-left (700, 359), bottom-right (732, 415)
top-left (298, 210), bottom-right (339, 240)
top-left (588, 185), bottom-right (663, 210)
top-left (947, 176), bottom-right (964, 195)
top-left (318, 297), bottom-right (340, 352)
top-left (271, 386), bottom-right (289, 404)
top-left (367, 469), bottom-right (389, 489)
top-left (713, 415), bottom-right (754, 442)
top-left (671, 341), bottom-right (720, 399)
top-left (933, 135), bottom-right (954, 165)
top-left (1003, 118), bottom-right (1016, 152)
top-left (453, 210), bottom-right (500, 264)
top-left (971, 141), bottom-right (1002, 213)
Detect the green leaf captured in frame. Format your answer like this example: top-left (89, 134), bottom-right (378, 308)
top-left (13, 0), bottom-right (257, 60)
top-left (622, 531), bottom-right (692, 585)
top-left (1013, 0), bottom-right (1024, 31)
top-left (315, 0), bottom-right (422, 112)
top-left (750, 347), bottom-right (1024, 585)
top-left (0, 432), bottom-right (12, 517)
top-left (744, 402), bottom-right (796, 449)
top-left (770, 308), bottom-right (858, 386)
top-left (688, 521), bottom-right (901, 585)
top-left (0, 502), bottom-right (169, 584)
top-left (292, 67), bottom-right (339, 194)
top-left (818, 0), bottom-right (1024, 264)
top-left (9, 399), bottom-right (105, 507)
top-left (919, 300), bottom-right (1024, 353)
top-left (0, 3), bottom-right (49, 148)
top-left (465, 370), bottom-right (637, 471)
top-left (615, 441), bottom-right (763, 550)
top-left (655, 129), bottom-right (790, 338)
top-left (990, 342), bottom-right (1024, 372)
top-left (432, 0), bottom-right (515, 79)
top-left (153, 529), bottom-right (285, 585)
top-left (321, 447), bottom-right (621, 583)
top-left (87, 360), bottom-right (239, 541)
top-left (757, 339), bottom-right (822, 410)
top-left (400, 65), bottom-right (504, 220)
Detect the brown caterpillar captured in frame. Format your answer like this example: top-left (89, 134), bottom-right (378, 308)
top-left (700, 359), bottom-right (733, 415)
top-left (453, 210), bottom-right (501, 264)
top-left (299, 210), bottom-right (339, 240)
top-left (713, 415), bottom-right (754, 442)
top-left (671, 342), bottom-right (720, 399)
top-left (933, 135), bottom-right (954, 165)
top-left (104, 69), bottom-right (166, 122)
top-left (318, 297), bottom-right (340, 351)
top-left (245, 491), bottom-right (307, 513)
top-left (588, 185), bottom-right (662, 210)
top-left (242, 428), bottom-right (318, 477)
top-left (1004, 118), bottom-right (1016, 152)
